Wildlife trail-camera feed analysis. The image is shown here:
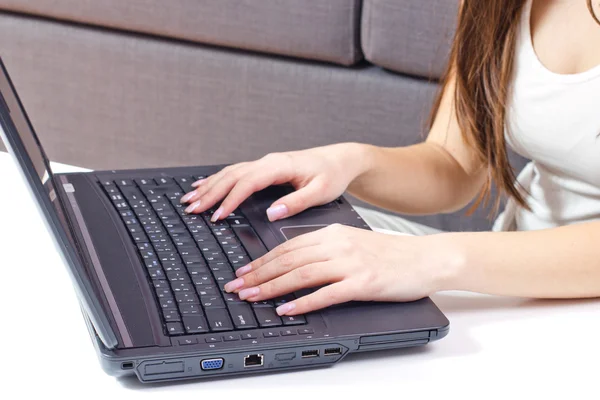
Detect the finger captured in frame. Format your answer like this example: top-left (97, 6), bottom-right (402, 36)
top-left (266, 179), bottom-right (330, 222)
top-left (217, 170), bottom-right (294, 222)
top-left (184, 167), bottom-right (252, 215)
top-left (240, 225), bottom-right (335, 274)
top-left (224, 245), bottom-right (327, 292)
top-left (238, 261), bottom-right (343, 302)
top-left (181, 164), bottom-right (244, 205)
top-left (275, 281), bottom-right (355, 316)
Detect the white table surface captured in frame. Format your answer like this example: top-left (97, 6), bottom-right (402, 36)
top-left (1, 151), bottom-right (599, 399)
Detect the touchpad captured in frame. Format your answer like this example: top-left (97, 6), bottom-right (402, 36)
top-left (280, 225), bottom-right (328, 241)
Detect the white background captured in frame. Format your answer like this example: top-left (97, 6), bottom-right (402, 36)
top-left (1, 152), bottom-right (599, 399)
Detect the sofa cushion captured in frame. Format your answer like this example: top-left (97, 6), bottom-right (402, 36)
top-left (0, 0), bottom-right (363, 66)
top-left (362, 0), bottom-right (459, 79)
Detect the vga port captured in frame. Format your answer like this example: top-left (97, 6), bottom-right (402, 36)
top-left (201, 358), bottom-right (224, 371)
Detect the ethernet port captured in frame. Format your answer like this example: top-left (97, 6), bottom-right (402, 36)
top-left (244, 354), bottom-right (264, 368)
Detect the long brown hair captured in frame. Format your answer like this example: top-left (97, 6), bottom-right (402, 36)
top-left (431, 0), bottom-right (599, 213)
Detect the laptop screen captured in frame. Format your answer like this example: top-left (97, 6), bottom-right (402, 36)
top-left (0, 59), bottom-right (118, 348)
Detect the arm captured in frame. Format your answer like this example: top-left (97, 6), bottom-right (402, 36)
top-left (348, 76), bottom-right (487, 215)
top-left (437, 222), bottom-right (600, 298)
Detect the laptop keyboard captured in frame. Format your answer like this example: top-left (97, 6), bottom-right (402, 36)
top-left (100, 175), bottom-right (306, 336)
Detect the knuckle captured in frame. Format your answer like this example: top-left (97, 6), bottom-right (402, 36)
top-left (325, 290), bottom-right (343, 305)
top-left (278, 253), bottom-right (295, 269)
top-left (297, 267), bottom-right (314, 282)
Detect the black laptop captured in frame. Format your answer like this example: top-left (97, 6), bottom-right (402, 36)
top-left (0, 58), bottom-right (448, 383)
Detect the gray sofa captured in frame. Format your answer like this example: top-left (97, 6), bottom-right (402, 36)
top-left (0, 0), bottom-right (525, 231)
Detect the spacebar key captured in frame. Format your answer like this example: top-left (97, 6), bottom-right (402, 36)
top-left (232, 226), bottom-right (268, 260)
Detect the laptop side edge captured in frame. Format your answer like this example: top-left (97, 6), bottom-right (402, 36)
top-left (0, 57), bottom-right (119, 349)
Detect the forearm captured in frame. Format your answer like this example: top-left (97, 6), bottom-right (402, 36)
top-left (434, 222), bottom-right (600, 298)
top-left (346, 142), bottom-right (484, 215)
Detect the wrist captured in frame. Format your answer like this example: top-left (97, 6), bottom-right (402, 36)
top-left (423, 232), bottom-right (470, 292)
top-left (337, 142), bottom-right (377, 184)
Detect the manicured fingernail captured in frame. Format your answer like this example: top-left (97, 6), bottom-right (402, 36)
top-left (224, 278), bottom-right (244, 293)
top-left (191, 179), bottom-right (206, 188)
top-left (239, 287), bottom-right (260, 300)
top-left (180, 191), bottom-right (196, 204)
top-left (236, 264), bottom-right (252, 277)
top-left (185, 201), bottom-right (201, 214)
top-left (266, 204), bottom-right (288, 222)
top-left (276, 302), bottom-right (296, 316)
top-left (211, 207), bottom-right (224, 222)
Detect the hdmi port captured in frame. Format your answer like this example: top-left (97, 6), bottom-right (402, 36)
top-left (301, 349), bottom-right (319, 358)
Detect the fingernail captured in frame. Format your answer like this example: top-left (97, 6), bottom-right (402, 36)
top-left (239, 287), bottom-right (260, 300)
top-left (224, 278), bottom-right (244, 293)
top-left (185, 201), bottom-right (201, 214)
top-left (191, 179), bottom-right (206, 188)
top-left (180, 191), bottom-right (196, 204)
top-left (211, 207), bottom-right (224, 222)
top-left (276, 302), bottom-right (296, 316)
top-left (266, 204), bottom-right (288, 222)
top-left (236, 264), bottom-right (252, 277)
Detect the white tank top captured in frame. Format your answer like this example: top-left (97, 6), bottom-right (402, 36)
top-left (493, 0), bottom-right (600, 232)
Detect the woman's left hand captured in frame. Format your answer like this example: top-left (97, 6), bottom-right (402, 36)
top-left (224, 224), bottom-right (455, 316)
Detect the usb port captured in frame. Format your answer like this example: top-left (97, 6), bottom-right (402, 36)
top-left (301, 349), bottom-right (319, 358)
top-left (324, 347), bottom-right (342, 356)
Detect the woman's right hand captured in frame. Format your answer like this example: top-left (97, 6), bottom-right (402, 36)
top-left (180, 142), bottom-right (370, 222)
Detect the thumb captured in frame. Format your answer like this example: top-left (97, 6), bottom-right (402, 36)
top-left (266, 180), bottom-right (327, 222)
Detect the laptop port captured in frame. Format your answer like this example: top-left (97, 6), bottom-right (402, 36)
top-left (275, 352), bottom-right (296, 362)
top-left (121, 362), bottom-right (134, 370)
top-left (244, 354), bottom-right (264, 368)
top-left (201, 358), bottom-right (224, 371)
top-left (324, 347), bottom-right (342, 356)
top-left (301, 349), bottom-right (319, 358)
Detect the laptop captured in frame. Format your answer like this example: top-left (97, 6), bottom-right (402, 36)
top-left (0, 58), bottom-right (449, 383)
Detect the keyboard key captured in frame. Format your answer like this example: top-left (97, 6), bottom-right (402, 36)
top-left (241, 332), bottom-right (257, 340)
top-left (166, 322), bottom-right (185, 335)
top-left (231, 226), bottom-right (268, 260)
top-left (175, 176), bottom-right (195, 192)
top-left (205, 308), bottom-right (234, 332)
top-left (282, 315), bottom-right (307, 326)
top-left (223, 293), bottom-right (244, 303)
top-left (153, 280), bottom-right (170, 289)
top-left (159, 297), bottom-right (177, 310)
top-left (163, 264), bottom-right (185, 273)
top-left (116, 179), bottom-right (135, 187)
top-left (177, 338), bottom-right (198, 346)
top-left (196, 286), bottom-right (218, 296)
top-left (193, 274), bottom-right (215, 286)
top-left (183, 316), bottom-right (209, 334)
top-left (144, 258), bottom-right (160, 269)
top-left (274, 294), bottom-right (296, 306)
top-left (263, 331), bottom-right (280, 338)
top-left (167, 271), bottom-right (189, 282)
top-left (155, 287), bottom-right (172, 298)
top-left (228, 217), bottom-right (250, 227)
top-left (155, 177), bottom-right (175, 186)
top-left (281, 328), bottom-right (297, 336)
top-left (171, 282), bottom-right (194, 292)
top-left (254, 307), bottom-right (283, 328)
top-left (147, 267), bottom-right (166, 280)
top-left (228, 304), bottom-right (258, 329)
top-left (187, 265), bottom-right (210, 276)
top-left (223, 334), bottom-right (240, 342)
top-left (175, 292), bottom-right (199, 304)
top-left (164, 310), bottom-right (181, 322)
top-left (205, 336), bottom-right (222, 343)
top-left (213, 270), bottom-right (235, 283)
top-left (201, 296), bottom-right (226, 308)
top-left (135, 178), bottom-right (156, 186)
top-left (179, 303), bottom-right (203, 315)
top-left (298, 328), bottom-right (314, 335)
top-left (251, 300), bottom-right (274, 308)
